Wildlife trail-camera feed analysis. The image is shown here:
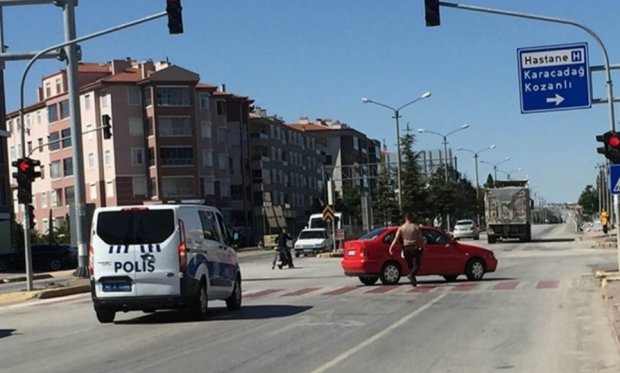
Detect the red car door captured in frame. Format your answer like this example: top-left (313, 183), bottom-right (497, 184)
top-left (419, 229), bottom-right (464, 275)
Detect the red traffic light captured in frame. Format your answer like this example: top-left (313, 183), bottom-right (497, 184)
top-left (608, 134), bottom-right (620, 148)
top-left (18, 159), bottom-right (30, 172)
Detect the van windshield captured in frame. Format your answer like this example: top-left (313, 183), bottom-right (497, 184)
top-left (298, 230), bottom-right (327, 239)
top-left (309, 217), bottom-right (340, 229)
top-left (97, 209), bottom-right (175, 245)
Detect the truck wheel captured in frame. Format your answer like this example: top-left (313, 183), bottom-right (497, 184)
top-left (487, 235), bottom-right (496, 244)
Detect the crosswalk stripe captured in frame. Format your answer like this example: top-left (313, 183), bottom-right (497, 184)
top-left (282, 288), bottom-right (321, 296)
top-left (536, 280), bottom-right (559, 289)
top-left (365, 285), bottom-right (399, 294)
top-left (494, 281), bottom-right (519, 290)
top-left (322, 286), bottom-right (358, 295)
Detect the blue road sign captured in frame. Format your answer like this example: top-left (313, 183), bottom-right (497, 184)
top-left (610, 165), bottom-right (620, 194)
top-left (517, 43), bottom-right (591, 114)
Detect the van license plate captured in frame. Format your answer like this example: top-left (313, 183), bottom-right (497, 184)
top-left (102, 282), bottom-right (132, 292)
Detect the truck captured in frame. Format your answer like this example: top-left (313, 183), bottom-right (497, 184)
top-left (484, 179), bottom-right (532, 244)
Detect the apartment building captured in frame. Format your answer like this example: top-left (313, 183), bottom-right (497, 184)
top-left (289, 118), bottom-right (381, 231)
top-left (6, 59), bottom-right (253, 243)
top-left (248, 108), bottom-right (323, 237)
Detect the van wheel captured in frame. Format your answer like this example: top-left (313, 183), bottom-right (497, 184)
top-left (191, 280), bottom-right (208, 320)
top-left (96, 309), bottom-right (115, 323)
top-left (226, 276), bottom-right (242, 310)
top-left (49, 259), bottom-right (62, 271)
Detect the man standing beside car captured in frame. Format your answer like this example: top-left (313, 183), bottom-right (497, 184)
top-left (389, 212), bottom-right (425, 286)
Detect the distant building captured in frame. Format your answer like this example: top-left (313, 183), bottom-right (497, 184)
top-left (5, 59), bottom-right (253, 244)
top-left (249, 108), bottom-right (323, 236)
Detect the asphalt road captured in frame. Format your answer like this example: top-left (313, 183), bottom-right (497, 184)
top-left (1, 223), bottom-right (619, 373)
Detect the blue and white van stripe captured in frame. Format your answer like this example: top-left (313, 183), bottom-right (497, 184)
top-left (107, 244), bottom-right (161, 254)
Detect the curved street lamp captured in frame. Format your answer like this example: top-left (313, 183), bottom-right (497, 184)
top-left (418, 124), bottom-right (470, 230)
top-left (457, 144), bottom-right (496, 226)
top-left (480, 157), bottom-right (511, 185)
top-left (361, 91), bottom-right (431, 212)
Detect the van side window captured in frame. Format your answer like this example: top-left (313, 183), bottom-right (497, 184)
top-left (198, 210), bottom-right (220, 242)
top-left (215, 212), bottom-right (230, 246)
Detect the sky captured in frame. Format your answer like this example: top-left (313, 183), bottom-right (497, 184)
top-left (2, 0), bottom-right (619, 203)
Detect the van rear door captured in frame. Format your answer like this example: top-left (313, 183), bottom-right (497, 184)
top-left (94, 207), bottom-right (179, 297)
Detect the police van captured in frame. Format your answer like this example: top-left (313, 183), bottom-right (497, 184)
top-left (89, 204), bottom-right (241, 323)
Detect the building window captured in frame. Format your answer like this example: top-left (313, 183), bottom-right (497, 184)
top-left (160, 147), bottom-right (193, 166)
top-left (148, 147), bottom-right (155, 166)
top-left (128, 87), bottom-right (141, 105)
top-left (48, 132), bottom-right (60, 151)
top-left (150, 177), bottom-right (157, 197)
top-left (217, 127), bottom-right (227, 144)
top-left (48, 105), bottom-right (58, 123)
top-left (65, 186), bottom-right (75, 207)
top-left (162, 177), bottom-right (194, 197)
top-left (199, 93), bottom-right (210, 110)
top-left (219, 180), bottom-right (230, 198)
top-left (101, 92), bottom-right (109, 108)
top-left (216, 101), bottom-right (226, 116)
top-left (159, 117), bottom-right (192, 137)
top-left (104, 150), bottom-right (112, 167)
top-left (204, 180), bottom-right (214, 195)
top-left (61, 128), bottom-right (71, 148)
top-left (41, 192), bottom-right (47, 208)
top-left (88, 153), bottom-right (95, 169)
top-left (129, 118), bottom-right (143, 136)
top-left (90, 183), bottom-right (97, 200)
top-left (86, 123), bottom-right (93, 140)
top-left (105, 181), bottom-right (114, 198)
top-left (146, 117), bottom-right (154, 136)
top-left (218, 154), bottom-right (227, 169)
top-left (201, 121), bottom-right (212, 138)
top-left (353, 137), bottom-right (359, 150)
top-left (156, 86), bottom-right (190, 106)
top-left (143, 87), bottom-right (152, 107)
top-left (55, 78), bottom-right (62, 94)
top-left (45, 82), bottom-right (52, 98)
top-left (51, 189), bottom-right (59, 207)
top-left (84, 94), bottom-right (91, 111)
top-left (202, 150), bottom-right (213, 167)
top-left (59, 100), bottom-right (70, 119)
top-left (36, 111), bottom-right (41, 124)
top-left (63, 158), bottom-right (73, 176)
top-left (131, 148), bottom-right (144, 166)
top-left (132, 176), bottom-right (147, 197)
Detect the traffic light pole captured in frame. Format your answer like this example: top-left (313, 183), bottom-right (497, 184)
top-left (17, 6), bottom-right (166, 286)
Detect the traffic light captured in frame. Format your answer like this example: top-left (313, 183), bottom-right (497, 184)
top-left (12, 158), bottom-right (32, 204)
top-left (425, 0), bottom-right (441, 27)
top-left (28, 204), bottom-right (36, 230)
top-left (102, 114), bottom-right (112, 139)
top-left (166, 0), bottom-right (183, 34)
top-left (596, 131), bottom-right (620, 163)
top-left (26, 158), bottom-right (42, 181)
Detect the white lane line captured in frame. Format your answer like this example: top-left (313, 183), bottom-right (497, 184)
top-left (310, 292), bottom-right (447, 373)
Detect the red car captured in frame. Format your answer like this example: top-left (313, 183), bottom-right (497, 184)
top-left (341, 226), bottom-right (498, 285)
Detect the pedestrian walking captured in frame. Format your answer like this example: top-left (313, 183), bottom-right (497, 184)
top-left (272, 228), bottom-right (294, 269)
top-left (433, 215), bottom-right (442, 230)
top-left (389, 212), bottom-right (425, 286)
top-left (601, 209), bottom-right (609, 234)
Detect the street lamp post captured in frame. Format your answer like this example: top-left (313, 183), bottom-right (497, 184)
top-left (362, 92), bottom-right (431, 212)
top-left (480, 157), bottom-right (511, 186)
top-left (457, 145), bottom-right (496, 226)
top-left (418, 124), bottom-right (470, 231)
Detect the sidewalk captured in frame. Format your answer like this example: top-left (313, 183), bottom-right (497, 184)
top-left (0, 269), bottom-right (90, 306)
top-left (596, 270), bottom-right (620, 353)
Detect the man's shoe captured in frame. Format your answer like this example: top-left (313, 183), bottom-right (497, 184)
top-left (278, 264), bottom-right (283, 270)
top-left (272, 265), bottom-right (275, 270)
top-left (411, 276), bottom-right (417, 287)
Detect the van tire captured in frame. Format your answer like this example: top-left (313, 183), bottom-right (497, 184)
top-left (226, 275), bottom-right (242, 310)
top-left (96, 309), bottom-right (115, 323)
top-left (191, 280), bottom-right (208, 320)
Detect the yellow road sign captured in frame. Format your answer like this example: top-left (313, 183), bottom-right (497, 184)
top-left (322, 204), bottom-right (334, 222)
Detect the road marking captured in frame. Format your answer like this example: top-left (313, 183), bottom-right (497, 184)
top-left (322, 286), bottom-right (357, 295)
top-left (536, 280), bottom-right (559, 289)
top-left (282, 288), bottom-right (320, 296)
top-left (408, 285), bottom-right (437, 293)
top-left (309, 292), bottom-right (447, 373)
top-left (365, 285), bottom-right (399, 294)
top-left (452, 283), bottom-right (478, 291)
top-left (494, 281), bottom-right (519, 290)
top-left (244, 289), bottom-right (283, 298)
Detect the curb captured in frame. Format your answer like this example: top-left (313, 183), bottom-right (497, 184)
top-left (596, 271), bottom-right (620, 354)
top-left (37, 284), bottom-right (91, 299)
top-left (1, 274), bottom-right (53, 284)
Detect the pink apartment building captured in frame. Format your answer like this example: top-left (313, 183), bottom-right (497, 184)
top-left (6, 59), bottom-right (254, 244)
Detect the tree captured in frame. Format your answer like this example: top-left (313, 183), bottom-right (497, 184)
top-left (578, 185), bottom-right (598, 221)
top-left (399, 131), bottom-right (429, 220)
top-left (372, 165), bottom-right (399, 226)
top-left (427, 165), bottom-right (477, 223)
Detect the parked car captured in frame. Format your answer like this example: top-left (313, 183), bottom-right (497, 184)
top-left (341, 226), bottom-right (497, 285)
top-left (452, 219), bottom-right (480, 240)
top-left (0, 244), bottom-right (77, 272)
top-left (293, 228), bottom-right (332, 257)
